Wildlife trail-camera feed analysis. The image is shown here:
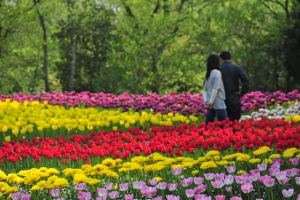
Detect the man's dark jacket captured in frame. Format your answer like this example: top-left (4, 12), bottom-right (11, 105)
top-left (220, 61), bottom-right (250, 105)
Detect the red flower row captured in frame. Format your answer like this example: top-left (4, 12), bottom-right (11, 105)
top-left (1, 118), bottom-right (300, 163)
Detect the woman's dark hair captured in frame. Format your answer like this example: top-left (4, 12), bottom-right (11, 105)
top-left (205, 54), bottom-right (220, 80)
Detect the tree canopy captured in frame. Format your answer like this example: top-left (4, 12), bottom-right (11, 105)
top-left (0, 0), bottom-right (299, 95)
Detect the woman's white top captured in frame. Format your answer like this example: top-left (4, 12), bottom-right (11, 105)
top-left (203, 69), bottom-right (226, 109)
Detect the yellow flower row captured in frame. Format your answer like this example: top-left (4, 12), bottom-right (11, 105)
top-left (285, 115), bottom-right (300, 123)
top-left (0, 100), bottom-right (199, 136)
top-left (0, 147), bottom-right (299, 195)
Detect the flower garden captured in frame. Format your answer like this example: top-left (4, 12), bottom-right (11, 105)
top-left (0, 90), bottom-right (300, 200)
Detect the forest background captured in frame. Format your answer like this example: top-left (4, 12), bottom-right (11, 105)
top-left (0, 0), bottom-right (300, 95)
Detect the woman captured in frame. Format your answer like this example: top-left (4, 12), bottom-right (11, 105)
top-left (203, 54), bottom-right (228, 124)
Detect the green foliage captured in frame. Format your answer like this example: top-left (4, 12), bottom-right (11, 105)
top-left (0, 0), bottom-right (300, 95)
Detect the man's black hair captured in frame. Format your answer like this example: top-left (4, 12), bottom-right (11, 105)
top-left (220, 51), bottom-right (231, 60)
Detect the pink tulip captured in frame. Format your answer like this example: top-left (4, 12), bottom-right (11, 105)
top-left (20, 194), bottom-right (31, 200)
top-left (171, 168), bottom-right (182, 175)
top-left (78, 191), bottom-right (91, 200)
top-left (149, 178), bottom-right (157, 186)
top-left (105, 183), bottom-right (114, 190)
top-left (296, 194), bottom-right (300, 200)
top-left (215, 195), bottom-right (226, 200)
top-left (141, 186), bottom-right (157, 197)
top-left (50, 188), bottom-right (60, 198)
top-left (295, 177), bottom-right (300, 184)
top-left (250, 173), bottom-right (260, 182)
top-left (194, 184), bottom-right (207, 193)
top-left (185, 189), bottom-right (195, 198)
top-left (224, 175), bottom-right (234, 185)
top-left (278, 177), bottom-right (290, 185)
top-left (211, 180), bottom-right (225, 189)
top-left (124, 194), bottom-right (133, 200)
top-left (225, 186), bottom-right (232, 192)
top-left (241, 183), bottom-right (254, 193)
top-left (275, 171), bottom-right (287, 180)
top-left (268, 167), bottom-right (280, 176)
top-left (263, 178), bottom-right (275, 187)
top-left (289, 158), bottom-right (299, 165)
top-left (181, 177), bottom-right (193, 187)
top-left (230, 197), bottom-right (242, 200)
top-left (119, 183), bottom-right (129, 191)
top-left (167, 183), bottom-right (178, 191)
top-left (75, 183), bottom-right (87, 191)
top-left (153, 196), bottom-right (163, 200)
top-left (286, 168), bottom-right (298, 177)
top-left (257, 163), bottom-right (268, 171)
top-left (97, 188), bottom-right (107, 198)
top-left (194, 177), bottom-right (205, 185)
top-left (108, 191), bottom-right (119, 199)
top-left (166, 195), bottom-right (180, 200)
top-left (12, 192), bottom-right (22, 200)
top-left (282, 189), bottom-right (294, 198)
top-left (214, 173), bottom-right (225, 181)
top-left (194, 194), bottom-right (209, 200)
top-left (132, 181), bottom-right (146, 189)
top-left (96, 197), bottom-right (106, 200)
top-left (226, 166), bottom-right (236, 173)
top-left (204, 173), bottom-right (214, 180)
top-left (156, 182), bottom-right (167, 190)
top-left (235, 175), bottom-right (245, 184)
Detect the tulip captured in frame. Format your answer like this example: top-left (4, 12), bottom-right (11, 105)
top-left (211, 180), bottom-right (225, 189)
top-left (194, 194), bottom-right (209, 200)
top-left (50, 188), bottom-right (60, 198)
top-left (185, 189), bottom-right (195, 198)
top-left (124, 194), bottom-right (133, 200)
top-left (12, 192), bottom-right (22, 200)
top-left (97, 188), bottom-right (107, 198)
top-left (171, 167), bottom-right (182, 175)
top-left (180, 177), bottom-right (193, 187)
top-left (108, 191), bottom-right (119, 199)
top-left (257, 163), bottom-right (267, 171)
top-left (230, 197), bottom-right (242, 200)
top-left (215, 195), bottom-right (226, 200)
top-left (167, 183), bottom-right (178, 191)
top-left (105, 182), bottom-right (114, 190)
top-left (119, 183), bottom-right (129, 191)
top-left (241, 183), bottom-right (254, 193)
top-left (214, 173), bottom-right (225, 181)
top-left (295, 177), bottom-right (300, 185)
top-left (289, 158), bottom-right (299, 165)
top-left (282, 189), bottom-right (294, 198)
top-left (20, 194), bottom-right (31, 200)
top-left (132, 181), bottom-right (146, 189)
top-left (194, 184), bottom-right (207, 193)
top-left (204, 173), bottom-right (214, 180)
top-left (166, 195), bottom-right (180, 200)
top-left (263, 178), bottom-right (275, 187)
top-left (194, 177), bottom-right (205, 185)
top-left (156, 182), bottom-right (167, 190)
top-left (226, 166), bottom-right (236, 173)
top-left (75, 183), bottom-right (87, 191)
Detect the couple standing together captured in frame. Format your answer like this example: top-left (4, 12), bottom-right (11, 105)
top-left (203, 51), bottom-right (249, 124)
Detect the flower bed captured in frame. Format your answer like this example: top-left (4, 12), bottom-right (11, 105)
top-left (0, 91), bottom-right (300, 200)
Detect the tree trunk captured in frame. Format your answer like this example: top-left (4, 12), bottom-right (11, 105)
top-left (33, 0), bottom-right (50, 92)
top-left (68, 0), bottom-right (76, 92)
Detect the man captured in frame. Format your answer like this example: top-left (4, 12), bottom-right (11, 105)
top-left (219, 51), bottom-right (249, 121)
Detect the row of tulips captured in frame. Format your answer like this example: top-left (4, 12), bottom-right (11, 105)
top-left (1, 99), bottom-right (300, 144)
top-left (1, 117), bottom-right (300, 170)
top-left (0, 150), bottom-right (300, 199)
top-left (0, 100), bottom-right (199, 141)
top-left (0, 90), bottom-right (300, 114)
